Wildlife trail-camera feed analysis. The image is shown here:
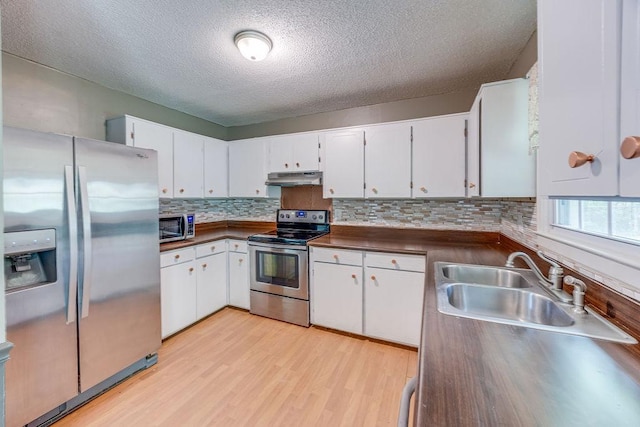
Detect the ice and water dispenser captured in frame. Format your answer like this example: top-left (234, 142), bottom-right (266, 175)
top-left (4, 229), bottom-right (57, 291)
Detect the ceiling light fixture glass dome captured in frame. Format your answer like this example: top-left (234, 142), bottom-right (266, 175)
top-left (234, 30), bottom-right (272, 61)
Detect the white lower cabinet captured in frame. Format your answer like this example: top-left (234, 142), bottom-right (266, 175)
top-left (195, 243), bottom-right (227, 320)
top-left (228, 239), bottom-right (250, 309)
top-left (311, 247), bottom-right (425, 346)
top-left (311, 248), bottom-right (363, 334)
top-left (364, 266), bottom-right (425, 347)
top-left (160, 248), bottom-right (197, 338)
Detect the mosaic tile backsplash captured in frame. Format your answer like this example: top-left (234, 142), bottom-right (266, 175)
top-left (160, 198), bottom-right (280, 222)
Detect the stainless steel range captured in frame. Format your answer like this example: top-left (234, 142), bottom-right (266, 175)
top-left (248, 209), bottom-right (330, 327)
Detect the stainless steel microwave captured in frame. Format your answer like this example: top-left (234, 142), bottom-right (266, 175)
top-left (159, 213), bottom-right (195, 243)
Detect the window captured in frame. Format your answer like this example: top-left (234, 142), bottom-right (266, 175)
top-left (554, 199), bottom-right (640, 245)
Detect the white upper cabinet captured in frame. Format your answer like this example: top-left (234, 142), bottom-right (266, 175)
top-left (203, 137), bottom-right (228, 198)
top-left (106, 116), bottom-right (174, 198)
top-left (229, 138), bottom-right (273, 198)
top-left (173, 131), bottom-right (204, 198)
top-left (412, 114), bottom-right (467, 198)
top-left (620, 0), bottom-right (640, 197)
top-left (323, 130), bottom-right (365, 198)
top-left (364, 123), bottom-right (412, 198)
top-left (268, 133), bottom-right (320, 173)
top-left (538, 0), bottom-right (620, 196)
top-left (467, 79), bottom-right (535, 197)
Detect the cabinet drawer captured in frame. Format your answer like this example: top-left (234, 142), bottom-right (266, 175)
top-left (312, 247), bottom-right (363, 266)
top-left (161, 248), bottom-right (195, 268)
top-left (228, 240), bottom-right (248, 253)
top-left (195, 241), bottom-right (225, 258)
top-left (365, 252), bottom-right (425, 272)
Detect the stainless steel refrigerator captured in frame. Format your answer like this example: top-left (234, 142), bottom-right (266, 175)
top-left (3, 126), bottom-right (161, 426)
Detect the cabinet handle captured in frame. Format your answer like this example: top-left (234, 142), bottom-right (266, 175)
top-left (351, 274), bottom-right (356, 279)
top-left (370, 275), bottom-right (376, 281)
top-left (285, 163), bottom-right (289, 168)
top-left (621, 136), bottom-right (640, 159)
top-left (469, 183), bottom-right (476, 189)
top-left (189, 267), bottom-right (194, 272)
top-left (179, 188), bottom-right (185, 193)
top-left (162, 188), bottom-right (168, 194)
top-left (329, 188), bottom-right (335, 194)
top-left (209, 189), bottom-right (214, 194)
top-left (174, 254), bottom-right (180, 260)
top-left (568, 151), bottom-right (595, 168)
top-left (296, 162), bottom-right (300, 167)
top-left (202, 263), bottom-right (207, 268)
top-left (420, 187), bottom-right (427, 193)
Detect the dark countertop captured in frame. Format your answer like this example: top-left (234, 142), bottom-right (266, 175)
top-left (159, 221), bottom-right (274, 252)
top-left (161, 222), bottom-right (640, 424)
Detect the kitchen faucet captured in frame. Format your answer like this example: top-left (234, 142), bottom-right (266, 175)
top-left (505, 251), bottom-right (572, 302)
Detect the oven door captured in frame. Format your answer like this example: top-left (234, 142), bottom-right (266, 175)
top-left (249, 242), bottom-right (309, 300)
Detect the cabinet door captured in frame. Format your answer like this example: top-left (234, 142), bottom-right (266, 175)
top-left (412, 115), bottom-right (467, 198)
top-left (364, 267), bottom-right (424, 346)
top-left (160, 261), bottom-right (197, 338)
top-left (312, 262), bottom-right (363, 334)
top-left (228, 251), bottom-right (249, 309)
top-left (365, 124), bottom-right (412, 198)
top-left (480, 80), bottom-right (534, 197)
top-left (467, 96), bottom-right (481, 197)
top-left (267, 136), bottom-right (291, 173)
top-left (292, 134), bottom-right (320, 171)
top-left (195, 252), bottom-right (228, 319)
top-left (204, 137), bottom-right (229, 198)
top-left (323, 130), bottom-right (365, 198)
top-left (538, 0), bottom-right (620, 196)
top-left (132, 119), bottom-right (174, 197)
top-left (620, 0), bottom-right (640, 196)
top-left (229, 139), bottom-right (269, 197)
top-left (173, 131), bottom-right (204, 198)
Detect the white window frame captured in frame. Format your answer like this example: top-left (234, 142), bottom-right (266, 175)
top-left (537, 197), bottom-right (640, 294)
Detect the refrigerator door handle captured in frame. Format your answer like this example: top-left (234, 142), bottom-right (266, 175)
top-left (78, 166), bottom-right (93, 318)
top-left (64, 165), bottom-right (78, 324)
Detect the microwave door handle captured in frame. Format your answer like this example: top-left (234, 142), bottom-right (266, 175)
top-left (182, 214), bottom-right (188, 239)
top-left (64, 166), bottom-right (78, 324)
top-left (78, 166), bottom-right (93, 318)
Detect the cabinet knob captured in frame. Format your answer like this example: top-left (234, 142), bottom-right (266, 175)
top-left (420, 187), bottom-right (427, 193)
top-left (329, 188), bottom-right (335, 194)
top-left (469, 183), bottom-right (476, 189)
top-left (370, 275), bottom-right (376, 281)
top-left (351, 274), bottom-right (356, 279)
top-left (256, 189), bottom-right (260, 194)
top-left (296, 162), bottom-right (300, 167)
top-left (621, 136), bottom-right (640, 159)
top-left (234, 244), bottom-right (239, 249)
top-left (189, 267), bottom-right (194, 272)
top-left (202, 263), bottom-right (207, 268)
top-left (162, 188), bottom-right (168, 194)
top-left (372, 187), bottom-right (378, 194)
top-left (179, 188), bottom-right (185, 193)
top-left (174, 254), bottom-right (180, 260)
top-left (239, 258), bottom-right (243, 263)
top-left (209, 189), bottom-right (214, 194)
top-left (568, 151), bottom-right (595, 168)
top-left (391, 259), bottom-right (397, 265)
top-left (284, 163), bottom-right (289, 168)
top-left (333, 254), bottom-right (339, 260)
top-left (211, 246), bottom-right (216, 251)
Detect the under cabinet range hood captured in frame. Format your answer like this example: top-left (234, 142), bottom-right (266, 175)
top-left (265, 171), bottom-right (322, 186)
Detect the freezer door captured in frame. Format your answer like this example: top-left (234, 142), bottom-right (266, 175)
top-left (74, 137), bottom-right (161, 391)
top-left (3, 127), bottom-right (79, 427)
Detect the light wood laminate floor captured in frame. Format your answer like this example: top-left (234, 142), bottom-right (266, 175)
top-left (54, 308), bottom-right (417, 426)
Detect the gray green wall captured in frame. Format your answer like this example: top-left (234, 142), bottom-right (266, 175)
top-left (506, 31), bottom-right (537, 80)
top-left (1, 53), bottom-right (227, 141)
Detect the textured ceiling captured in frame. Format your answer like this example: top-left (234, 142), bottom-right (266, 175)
top-left (0, 0), bottom-right (536, 127)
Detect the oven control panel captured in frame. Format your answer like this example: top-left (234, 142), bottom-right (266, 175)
top-left (277, 209), bottom-right (329, 224)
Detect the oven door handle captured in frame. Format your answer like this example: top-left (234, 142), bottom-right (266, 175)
top-left (249, 242), bottom-right (307, 252)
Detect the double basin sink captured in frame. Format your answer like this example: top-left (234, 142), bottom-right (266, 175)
top-left (435, 263), bottom-right (637, 344)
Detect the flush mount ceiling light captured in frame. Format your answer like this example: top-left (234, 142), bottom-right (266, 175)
top-left (234, 30), bottom-right (272, 61)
